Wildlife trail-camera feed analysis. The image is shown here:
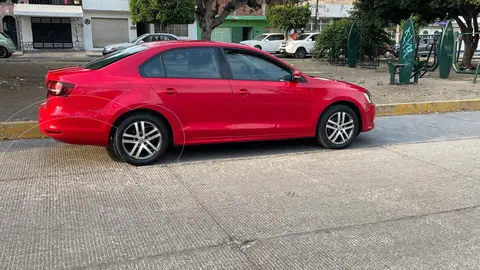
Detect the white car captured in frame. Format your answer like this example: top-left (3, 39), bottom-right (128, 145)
top-left (240, 33), bottom-right (285, 53)
top-left (279, 32), bottom-right (319, 58)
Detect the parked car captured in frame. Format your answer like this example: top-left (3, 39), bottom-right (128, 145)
top-left (378, 44), bottom-right (396, 58)
top-left (279, 32), bottom-right (319, 58)
top-left (240, 33), bottom-right (285, 53)
top-left (102, 33), bottom-right (179, 55)
top-left (417, 38), bottom-right (437, 57)
top-left (39, 41), bottom-right (376, 166)
top-left (0, 32), bottom-right (16, 58)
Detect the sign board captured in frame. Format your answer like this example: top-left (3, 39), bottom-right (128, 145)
top-left (308, 3), bottom-right (353, 18)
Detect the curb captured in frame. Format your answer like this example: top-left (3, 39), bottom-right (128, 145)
top-left (375, 99), bottom-right (480, 116)
top-left (1, 99), bottom-right (480, 140)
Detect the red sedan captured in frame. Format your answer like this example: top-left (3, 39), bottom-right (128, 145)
top-left (38, 41), bottom-right (375, 166)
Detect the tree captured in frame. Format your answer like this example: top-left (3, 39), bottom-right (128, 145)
top-left (195, 0), bottom-right (303, 40)
top-left (266, 4), bottom-right (311, 38)
top-left (352, 0), bottom-right (480, 68)
top-left (130, 0), bottom-right (195, 31)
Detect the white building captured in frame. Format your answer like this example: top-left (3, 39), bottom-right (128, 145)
top-left (307, 3), bottom-right (353, 32)
top-left (13, 0), bottom-right (197, 52)
top-left (81, 0), bottom-right (197, 51)
top-left (13, 0), bottom-right (84, 51)
top-left (81, 0), bottom-right (137, 51)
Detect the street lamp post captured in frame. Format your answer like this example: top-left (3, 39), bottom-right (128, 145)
top-left (314, 0), bottom-right (319, 31)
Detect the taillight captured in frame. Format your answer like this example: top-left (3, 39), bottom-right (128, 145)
top-left (46, 81), bottom-right (75, 97)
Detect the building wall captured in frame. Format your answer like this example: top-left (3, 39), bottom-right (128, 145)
top-left (18, 16), bottom-right (83, 50)
top-left (82, 10), bottom-right (137, 50)
top-left (197, 18), bottom-right (268, 41)
top-left (20, 16), bottom-right (32, 44)
top-left (82, 0), bottom-right (129, 12)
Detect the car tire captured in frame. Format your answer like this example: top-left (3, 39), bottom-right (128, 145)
top-left (112, 113), bottom-right (170, 166)
top-left (106, 138), bottom-right (122, 162)
top-left (294, 47), bottom-right (307, 58)
top-left (254, 45), bottom-right (262, 50)
top-left (316, 105), bottom-right (360, 149)
top-left (383, 51), bottom-right (392, 58)
top-left (0, 47), bottom-right (8, 58)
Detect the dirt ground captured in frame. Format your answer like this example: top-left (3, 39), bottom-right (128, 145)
top-left (290, 59), bottom-right (480, 104)
top-left (1, 58), bottom-right (479, 122)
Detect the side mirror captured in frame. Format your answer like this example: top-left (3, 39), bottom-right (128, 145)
top-left (265, 39), bottom-right (270, 42)
top-left (307, 38), bottom-right (312, 42)
top-left (292, 71), bottom-right (302, 81)
top-left (137, 40), bottom-right (145, 44)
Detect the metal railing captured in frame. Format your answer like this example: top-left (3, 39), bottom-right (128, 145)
top-left (18, 0), bottom-right (82, 5)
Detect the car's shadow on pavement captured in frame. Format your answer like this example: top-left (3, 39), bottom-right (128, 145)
top-left (159, 135), bottom-right (375, 164)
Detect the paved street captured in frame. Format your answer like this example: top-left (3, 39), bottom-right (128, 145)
top-left (0, 112), bottom-right (479, 269)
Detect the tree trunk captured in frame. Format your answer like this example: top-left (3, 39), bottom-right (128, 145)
top-left (462, 35), bottom-right (475, 68)
top-left (201, 26), bottom-right (213, 40)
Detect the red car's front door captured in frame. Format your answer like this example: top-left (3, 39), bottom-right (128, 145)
top-left (223, 49), bottom-right (314, 137)
top-left (141, 47), bottom-right (235, 142)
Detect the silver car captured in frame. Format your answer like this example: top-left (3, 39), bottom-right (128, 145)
top-left (0, 32), bottom-right (16, 58)
top-left (102, 33), bottom-right (180, 55)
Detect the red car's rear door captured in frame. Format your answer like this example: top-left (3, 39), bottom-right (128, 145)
top-left (141, 47), bottom-right (235, 142)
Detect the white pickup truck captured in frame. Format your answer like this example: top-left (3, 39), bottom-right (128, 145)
top-left (279, 32), bottom-right (319, 58)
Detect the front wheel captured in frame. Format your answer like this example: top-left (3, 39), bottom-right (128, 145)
top-left (254, 45), bottom-right (262, 50)
top-left (0, 47), bottom-right (8, 58)
top-left (111, 114), bottom-right (170, 166)
top-left (316, 105), bottom-right (360, 149)
top-left (294, 47), bottom-right (307, 58)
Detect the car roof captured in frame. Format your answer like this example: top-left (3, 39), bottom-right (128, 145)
top-left (265, 33), bottom-right (284, 35)
top-left (143, 40), bottom-right (264, 50)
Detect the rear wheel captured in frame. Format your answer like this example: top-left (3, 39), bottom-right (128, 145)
top-left (0, 47), bottom-right (7, 58)
top-left (111, 113), bottom-right (170, 166)
top-left (316, 105), bottom-right (360, 149)
top-left (294, 47), bottom-right (307, 58)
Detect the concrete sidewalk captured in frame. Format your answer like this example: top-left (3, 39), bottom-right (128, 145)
top-left (0, 112), bottom-right (479, 269)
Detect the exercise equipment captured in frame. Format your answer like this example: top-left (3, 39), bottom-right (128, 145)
top-left (388, 19), bottom-right (453, 85)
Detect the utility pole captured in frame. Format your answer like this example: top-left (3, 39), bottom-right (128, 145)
top-left (314, 0), bottom-right (319, 31)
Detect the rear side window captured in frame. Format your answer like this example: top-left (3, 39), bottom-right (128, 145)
top-left (82, 45), bottom-right (148, 70)
top-left (139, 55), bottom-right (165, 78)
top-left (161, 48), bottom-right (221, 79)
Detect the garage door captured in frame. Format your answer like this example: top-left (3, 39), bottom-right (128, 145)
top-left (91, 18), bottom-right (128, 48)
top-left (212, 27), bottom-right (232, 43)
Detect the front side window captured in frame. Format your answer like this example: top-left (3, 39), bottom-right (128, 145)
top-left (297, 34), bottom-right (310, 40)
top-left (254, 34), bottom-right (268, 41)
top-left (225, 50), bottom-right (292, 81)
top-left (161, 47), bottom-right (221, 79)
top-left (82, 45), bottom-right (148, 70)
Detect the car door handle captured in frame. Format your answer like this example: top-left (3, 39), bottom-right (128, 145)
top-left (237, 89), bottom-right (250, 96)
top-left (162, 88), bottom-right (178, 95)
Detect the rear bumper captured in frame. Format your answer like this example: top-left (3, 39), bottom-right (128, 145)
top-left (38, 99), bottom-right (111, 146)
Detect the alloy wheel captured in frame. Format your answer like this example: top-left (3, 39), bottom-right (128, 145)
top-left (325, 112), bottom-right (355, 145)
top-left (121, 121), bottom-right (162, 160)
top-left (295, 48), bottom-right (306, 58)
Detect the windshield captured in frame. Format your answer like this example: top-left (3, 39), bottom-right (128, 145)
top-left (297, 34), bottom-right (310, 40)
top-left (82, 45), bottom-right (148, 70)
top-left (253, 34), bottom-right (268, 41)
top-left (0, 32), bottom-right (10, 39)
top-left (130, 34), bottom-right (148, 44)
